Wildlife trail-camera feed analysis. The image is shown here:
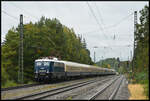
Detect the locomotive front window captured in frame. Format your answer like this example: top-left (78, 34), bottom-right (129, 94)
top-left (35, 61), bottom-right (50, 66)
top-left (43, 62), bottom-right (50, 66)
top-left (36, 62), bottom-right (42, 66)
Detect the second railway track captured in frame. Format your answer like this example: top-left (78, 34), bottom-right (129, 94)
top-left (88, 75), bottom-right (124, 100)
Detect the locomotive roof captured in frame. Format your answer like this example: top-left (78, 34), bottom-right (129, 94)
top-left (35, 59), bottom-right (53, 62)
top-left (60, 60), bottom-right (108, 70)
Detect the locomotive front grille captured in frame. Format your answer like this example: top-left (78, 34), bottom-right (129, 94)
top-left (39, 73), bottom-right (46, 75)
top-left (39, 69), bottom-right (46, 72)
top-left (39, 69), bottom-right (47, 75)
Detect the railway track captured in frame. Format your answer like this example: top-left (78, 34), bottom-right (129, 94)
top-left (10, 76), bottom-right (115, 100)
top-left (88, 75), bottom-right (123, 100)
top-left (108, 76), bottom-right (123, 100)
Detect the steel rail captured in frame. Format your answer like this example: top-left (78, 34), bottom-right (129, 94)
top-left (89, 76), bottom-right (121, 100)
top-left (14, 76), bottom-right (115, 100)
top-left (108, 75), bottom-right (124, 100)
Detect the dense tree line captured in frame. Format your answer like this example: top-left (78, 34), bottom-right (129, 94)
top-left (96, 57), bottom-right (131, 75)
top-left (131, 5), bottom-right (149, 97)
top-left (1, 17), bottom-right (94, 85)
top-left (133, 5), bottom-right (149, 81)
top-left (96, 58), bottom-right (119, 69)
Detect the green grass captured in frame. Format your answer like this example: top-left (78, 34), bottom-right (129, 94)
top-left (1, 80), bottom-right (35, 88)
top-left (2, 80), bottom-right (18, 88)
top-left (143, 79), bottom-right (149, 98)
top-left (66, 96), bottom-right (72, 100)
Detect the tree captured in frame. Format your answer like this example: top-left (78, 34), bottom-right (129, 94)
top-left (134, 5), bottom-right (149, 72)
top-left (131, 6), bottom-right (149, 97)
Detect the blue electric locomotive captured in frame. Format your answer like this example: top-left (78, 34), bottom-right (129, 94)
top-left (34, 57), bottom-right (65, 81)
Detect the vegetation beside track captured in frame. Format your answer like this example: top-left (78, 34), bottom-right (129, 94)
top-left (130, 5), bottom-right (149, 98)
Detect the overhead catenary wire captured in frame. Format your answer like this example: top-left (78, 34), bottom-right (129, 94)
top-left (82, 11), bottom-right (133, 45)
top-left (2, 10), bottom-right (19, 44)
top-left (2, 10), bottom-right (34, 29)
top-left (103, 12), bottom-right (134, 29)
top-left (80, 3), bottom-right (134, 61)
top-left (2, 10), bottom-right (35, 25)
top-left (82, 12), bottom-right (134, 36)
top-left (86, 2), bottom-right (108, 39)
top-left (2, 10), bottom-right (18, 21)
top-left (82, 29), bottom-right (100, 35)
top-left (94, 3), bottom-right (105, 26)
top-left (10, 3), bottom-right (39, 21)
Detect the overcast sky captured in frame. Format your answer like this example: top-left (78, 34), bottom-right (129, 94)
top-left (2, 1), bottom-right (149, 62)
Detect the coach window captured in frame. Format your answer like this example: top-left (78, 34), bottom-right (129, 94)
top-left (54, 62), bottom-right (64, 72)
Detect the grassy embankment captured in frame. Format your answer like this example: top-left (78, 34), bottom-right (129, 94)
top-left (1, 81), bottom-right (35, 88)
top-left (126, 71), bottom-right (149, 100)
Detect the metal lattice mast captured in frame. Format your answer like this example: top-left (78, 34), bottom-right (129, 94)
top-left (132, 11), bottom-right (137, 80)
top-left (18, 28), bottom-right (21, 83)
top-left (20, 14), bottom-right (24, 84)
top-left (130, 50), bottom-right (132, 70)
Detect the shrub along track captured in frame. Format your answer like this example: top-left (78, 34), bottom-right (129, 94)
top-left (1, 83), bottom-right (41, 91)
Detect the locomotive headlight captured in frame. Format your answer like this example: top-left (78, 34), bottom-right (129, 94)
top-left (36, 70), bottom-right (38, 73)
top-left (47, 70), bottom-right (49, 73)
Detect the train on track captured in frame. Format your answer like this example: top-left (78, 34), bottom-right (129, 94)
top-left (34, 57), bottom-right (117, 82)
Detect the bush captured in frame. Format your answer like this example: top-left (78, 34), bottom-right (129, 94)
top-left (133, 71), bottom-right (149, 98)
top-left (134, 72), bottom-right (147, 83)
top-left (143, 79), bottom-right (149, 98)
top-left (2, 80), bottom-right (17, 88)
